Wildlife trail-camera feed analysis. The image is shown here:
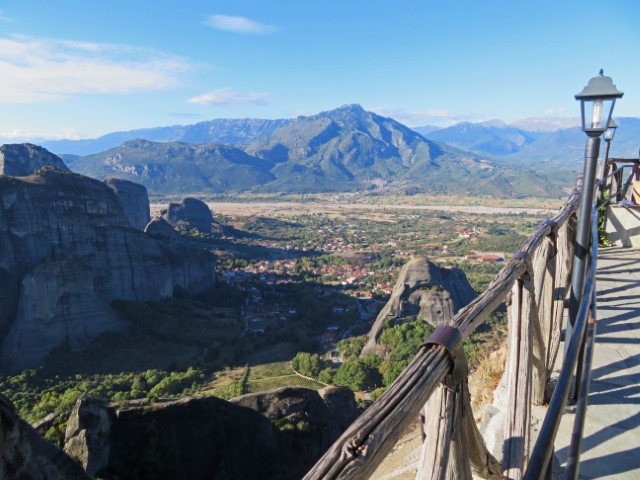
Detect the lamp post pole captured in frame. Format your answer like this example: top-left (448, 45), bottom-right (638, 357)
top-left (597, 119), bottom-right (617, 215)
top-left (565, 71), bottom-right (623, 404)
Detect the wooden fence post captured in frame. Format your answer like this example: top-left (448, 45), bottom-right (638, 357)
top-left (531, 232), bottom-right (556, 405)
top-left (503, 270), bottom-right (534, 479)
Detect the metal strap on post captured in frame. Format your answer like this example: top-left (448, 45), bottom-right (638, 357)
top-left (422, 326), bottom-right (468, 384)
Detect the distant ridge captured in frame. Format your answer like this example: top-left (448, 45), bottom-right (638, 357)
top-left (38, 117), bottom-right (293, 156)
top-left (68, 105), bottom-right (563, 197)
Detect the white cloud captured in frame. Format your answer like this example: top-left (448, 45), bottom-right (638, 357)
top-left (0, 10), bottom-right (14, 23)
top-left (188, 88), bottom-right (270, 106)
top-left (0, 128), bottom-right (83, 141)
top-left (204, 15), bottom-right (278, 35)
top-left (511, 117), bottom-right (581, 132)
top-left (372, 107), bottom-right (481, 127)
top-left (544, 107), bottom-right (567, 116)
top-left (0, 35), bottom-right (193, 103)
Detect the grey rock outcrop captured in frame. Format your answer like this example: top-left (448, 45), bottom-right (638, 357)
top-left (0, 394), bottom-right (89, 479)
top-left (64, 394), bottom-right (286, 480)
top-left (161, 197), bottom-right (219, 233)
top-left (0, 143), bottom-right (69, 176)
top-left (362, 258), bottom-right (476, 356)
top-left (104, 177), bottom-right (151, 230)
top-left (64, 395), bottom-right (112, 477)
top-left (0, 167), bottom-right (216, 373)
top-left (144, 217), bottom-right (182, 241)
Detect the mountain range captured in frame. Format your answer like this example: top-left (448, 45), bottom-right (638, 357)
top-left (61, 105), bottom-right (563, 197)
top-left (9, 105), bottom-right (639, 197)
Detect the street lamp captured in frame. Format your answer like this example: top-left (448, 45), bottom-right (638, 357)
top-left (604, 118), bottom-right (618, 142)
top-left (566, 71), bottom-right (623, 398)
top-left (575, 69), bottom-right (623, 137)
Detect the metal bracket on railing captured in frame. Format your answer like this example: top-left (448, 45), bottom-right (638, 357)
top-left (513, 250), bottom-right (533, 280)
top-left (422, 326), bottom-right (468, 384)
top-left (542, 219), bottom-right (558, 234)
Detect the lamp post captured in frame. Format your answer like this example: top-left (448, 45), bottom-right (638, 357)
top-left (566, 71), bottom-right (623, 400)
top-left (601, 118), bottom-right (618, 185)
top-left (596, 119), bottom-right (618, 234)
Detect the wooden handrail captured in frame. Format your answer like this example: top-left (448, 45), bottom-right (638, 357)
top-left (304, 185), bottom-right (581, 480)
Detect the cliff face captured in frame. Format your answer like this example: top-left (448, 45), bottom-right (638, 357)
top-left (0, 395), bottom-right (89, 480)
top-left (0, 144), bottom-right (69, 177)
top-left (362, 258), bottom-right (476, 355)
top-left (232, 386), bottom-right (359, 473)
top-left (104, 177), bottom-right (151, 230)
top-left (63, 388), bottom-right (358, 480)
top-left (0, 168), bottom-right (216, 373)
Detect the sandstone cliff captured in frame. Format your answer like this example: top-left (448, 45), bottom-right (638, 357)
top-left (104, 177), bottom-right (151, 230)
top-left (0, 144), bottom-right (69, 177)
top-left (63, 388), bottom-right (357, 480)
top-left (362, 258), bottom-right (476, 355)
top-left (0, 167), bottom-right (216, 373)
top-left (0, 394), bottom-right (89, 479)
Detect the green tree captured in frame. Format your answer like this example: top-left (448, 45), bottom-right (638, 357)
top-left (291, 352), bottom-right (321, 378)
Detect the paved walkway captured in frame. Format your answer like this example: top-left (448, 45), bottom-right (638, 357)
top-left (553, 246), bottom-right (640, 479)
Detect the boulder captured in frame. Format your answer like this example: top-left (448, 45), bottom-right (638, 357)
top-left (104, 177), bottom-right (151, 230)
top-left (0, 394), bottom-right (89, 479)
top-left (362, 258), bottom-right (476, 355)
top-left (0, 143), bottom-right (69, 177)
top-left (144, 217), bottom-right (182, 241)
top-left (161, 197), bottom-right (218, 233)
top-left (0, 167), bottom-right (216, 373)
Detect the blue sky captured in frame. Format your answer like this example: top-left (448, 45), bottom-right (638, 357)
top-left (0, 0), bottom-right (638, 139)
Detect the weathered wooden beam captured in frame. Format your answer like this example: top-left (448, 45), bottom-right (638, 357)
top-left (417, 380), bottom-right (456, 479)
top-left (531, 236), bottom-right (555, 404)
top-left (502, 274), bottom-right (534, 479)
top-left (547, 219), bottom-right (576, 377)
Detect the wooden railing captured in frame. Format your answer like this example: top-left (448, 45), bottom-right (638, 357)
top-left (304, 184), bottom-right (582, 480)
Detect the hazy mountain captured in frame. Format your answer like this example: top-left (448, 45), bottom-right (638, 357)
top-left (38, 118), bottom-right (293, 156)
top-left (69, 105), bottom-right (562, 197)
top-left (497, 117), bottom-right (640, 171)
top-left (411, 125), bottom-right (440, 137)
top-left (422, 121), bottom-right (541, 156)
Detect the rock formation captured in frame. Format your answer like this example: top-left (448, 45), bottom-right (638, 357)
top-left (160, 197), bottom-right (219, 234)
top-left (62, 387), bottom-right (358, 480)
top-left (0, 166), bottom-right (216, 373)
top-left (144, 216), bottom-right (182, 241)
top-left (0, 394), bottom-right (89, 479)
top-left (0, 143), bottom-right (69, 176)
top-left (362, 258), bottom-right (476, 355)
top-left (104, 177), bottom-right (151, 230)
top-left (232, 386), bottom-right (359, 473)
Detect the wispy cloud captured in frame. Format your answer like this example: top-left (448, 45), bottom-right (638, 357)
top-left (204, 15), bottom-right (278, 35)
top-left (544, 107), bottom-right (567, 116)
top-left (0, 128), bottom-right (84, 141)
top-left (0, 10), bottom-right (14, 23)
top-left (372, 107), bottom-right (481, 127)
top-left (0, 35), bottom-right (193, 103)
top-left (188, 88), bottom-right (270, 106)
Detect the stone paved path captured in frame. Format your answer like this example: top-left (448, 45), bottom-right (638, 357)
top-left (553, 246), bottom-right (640, 479)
